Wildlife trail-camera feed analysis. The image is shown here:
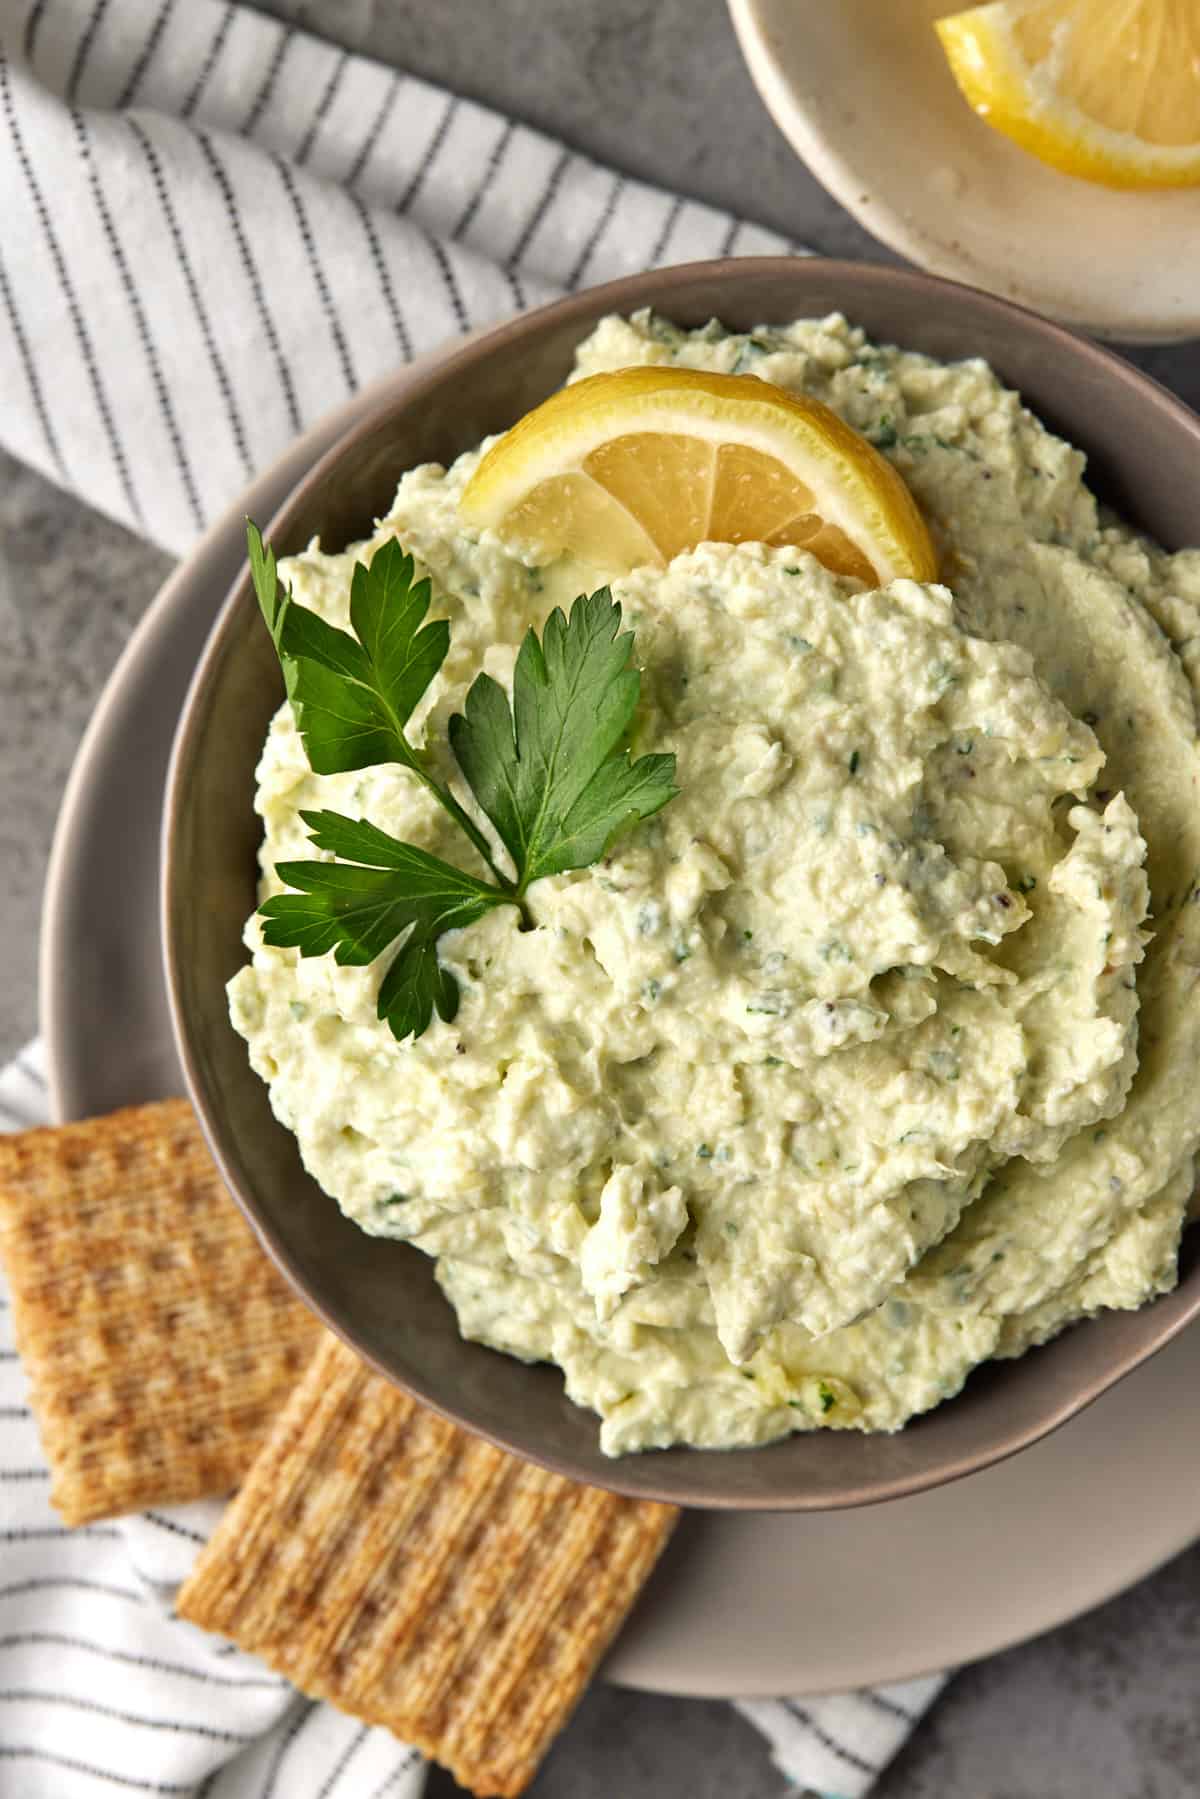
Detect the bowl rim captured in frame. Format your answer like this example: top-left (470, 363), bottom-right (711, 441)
top-left (162, 254), bottom-right (1200, 1510)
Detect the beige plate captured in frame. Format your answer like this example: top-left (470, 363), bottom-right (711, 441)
top-left (728, 0), bottom-right (1200, 345)
top-left (40, 338), bottom-right (1200, 1697)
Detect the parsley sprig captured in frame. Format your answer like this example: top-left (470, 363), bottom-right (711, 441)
top-left (247, 522), bottom-right (678, 1042)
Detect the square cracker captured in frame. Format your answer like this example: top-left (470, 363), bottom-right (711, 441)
top-left (0, 1099), bottom-right (321, 1525)
top-left (178, 1333), bottom-right (679, 1796)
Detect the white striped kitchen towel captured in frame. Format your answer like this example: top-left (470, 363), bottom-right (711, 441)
top-left (1, 0), bottom-right (797, 554)
top-left (0, 0), bottom-right (947, 1791)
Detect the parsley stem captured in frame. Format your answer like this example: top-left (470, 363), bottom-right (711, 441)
top-left (361, 661), bottom-right (514, 894)
top-left (400, 757), bottom-right (534, 924)
top-left (412, 764), bottom-right (515, 893)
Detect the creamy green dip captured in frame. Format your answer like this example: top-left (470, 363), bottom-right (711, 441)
top-left (228, 310), bottom-right (1200, 1455)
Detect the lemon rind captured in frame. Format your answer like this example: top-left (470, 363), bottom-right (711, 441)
top-left (936, 5), bottom-right (1200, 191)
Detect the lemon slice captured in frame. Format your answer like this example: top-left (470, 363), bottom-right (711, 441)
top-left (459, 366), bottom-right (937, 587)
top-left (936, 0), bottom-right (1200, 189)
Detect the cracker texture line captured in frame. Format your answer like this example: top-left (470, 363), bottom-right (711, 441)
top-left (0, 1100), bottom-right (321, 1525)
top-left (178, 1335), bottom-right (678, 1795)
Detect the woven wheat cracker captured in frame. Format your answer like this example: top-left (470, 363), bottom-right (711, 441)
top-left (179, 1333), bottom-right (678, 1796)
top-left (0, 1099), bottom-right (321, 1525)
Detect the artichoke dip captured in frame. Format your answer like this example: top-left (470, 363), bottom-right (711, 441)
top-left (229, 311), bottom-right (1200, 1456)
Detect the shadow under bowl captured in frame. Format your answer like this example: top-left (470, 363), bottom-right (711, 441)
top-left (163, 256), bottom-right (1200, 1510)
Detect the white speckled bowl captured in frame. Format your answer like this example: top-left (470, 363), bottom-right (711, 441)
top-left (164, 257), bottom-right (1200, 1511)
top-left (728, 0), bottom-right (1200, 344)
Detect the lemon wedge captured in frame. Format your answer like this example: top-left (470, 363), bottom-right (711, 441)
top-left (459, 366), bottom-right (938, 587)
top-left (936, 0), bottom-right (1200, 189)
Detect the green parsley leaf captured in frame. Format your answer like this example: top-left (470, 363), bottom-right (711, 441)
top-left (248, 522), bottom-right (449, 778)
top-left (247, 521), bottom-right (509, 887)
top-left (248, 527), bottom-right (679, 1044)
top-left (449, 589), bottom-right (678, 891)
top-left (259, 810), bottom-right (511, 1040)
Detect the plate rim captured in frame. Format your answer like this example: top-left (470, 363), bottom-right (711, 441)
top-left (38, 333), bottom-right (1200, 1700)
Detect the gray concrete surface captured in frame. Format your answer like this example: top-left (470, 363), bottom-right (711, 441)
top-left (0, 449), bottom-right (172, 1050)
top-left (3, 1), bottom-right (1200, 1794)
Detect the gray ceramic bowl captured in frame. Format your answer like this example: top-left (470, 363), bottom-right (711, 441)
top-left (163, 257), bottom-right (1200, 1511)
